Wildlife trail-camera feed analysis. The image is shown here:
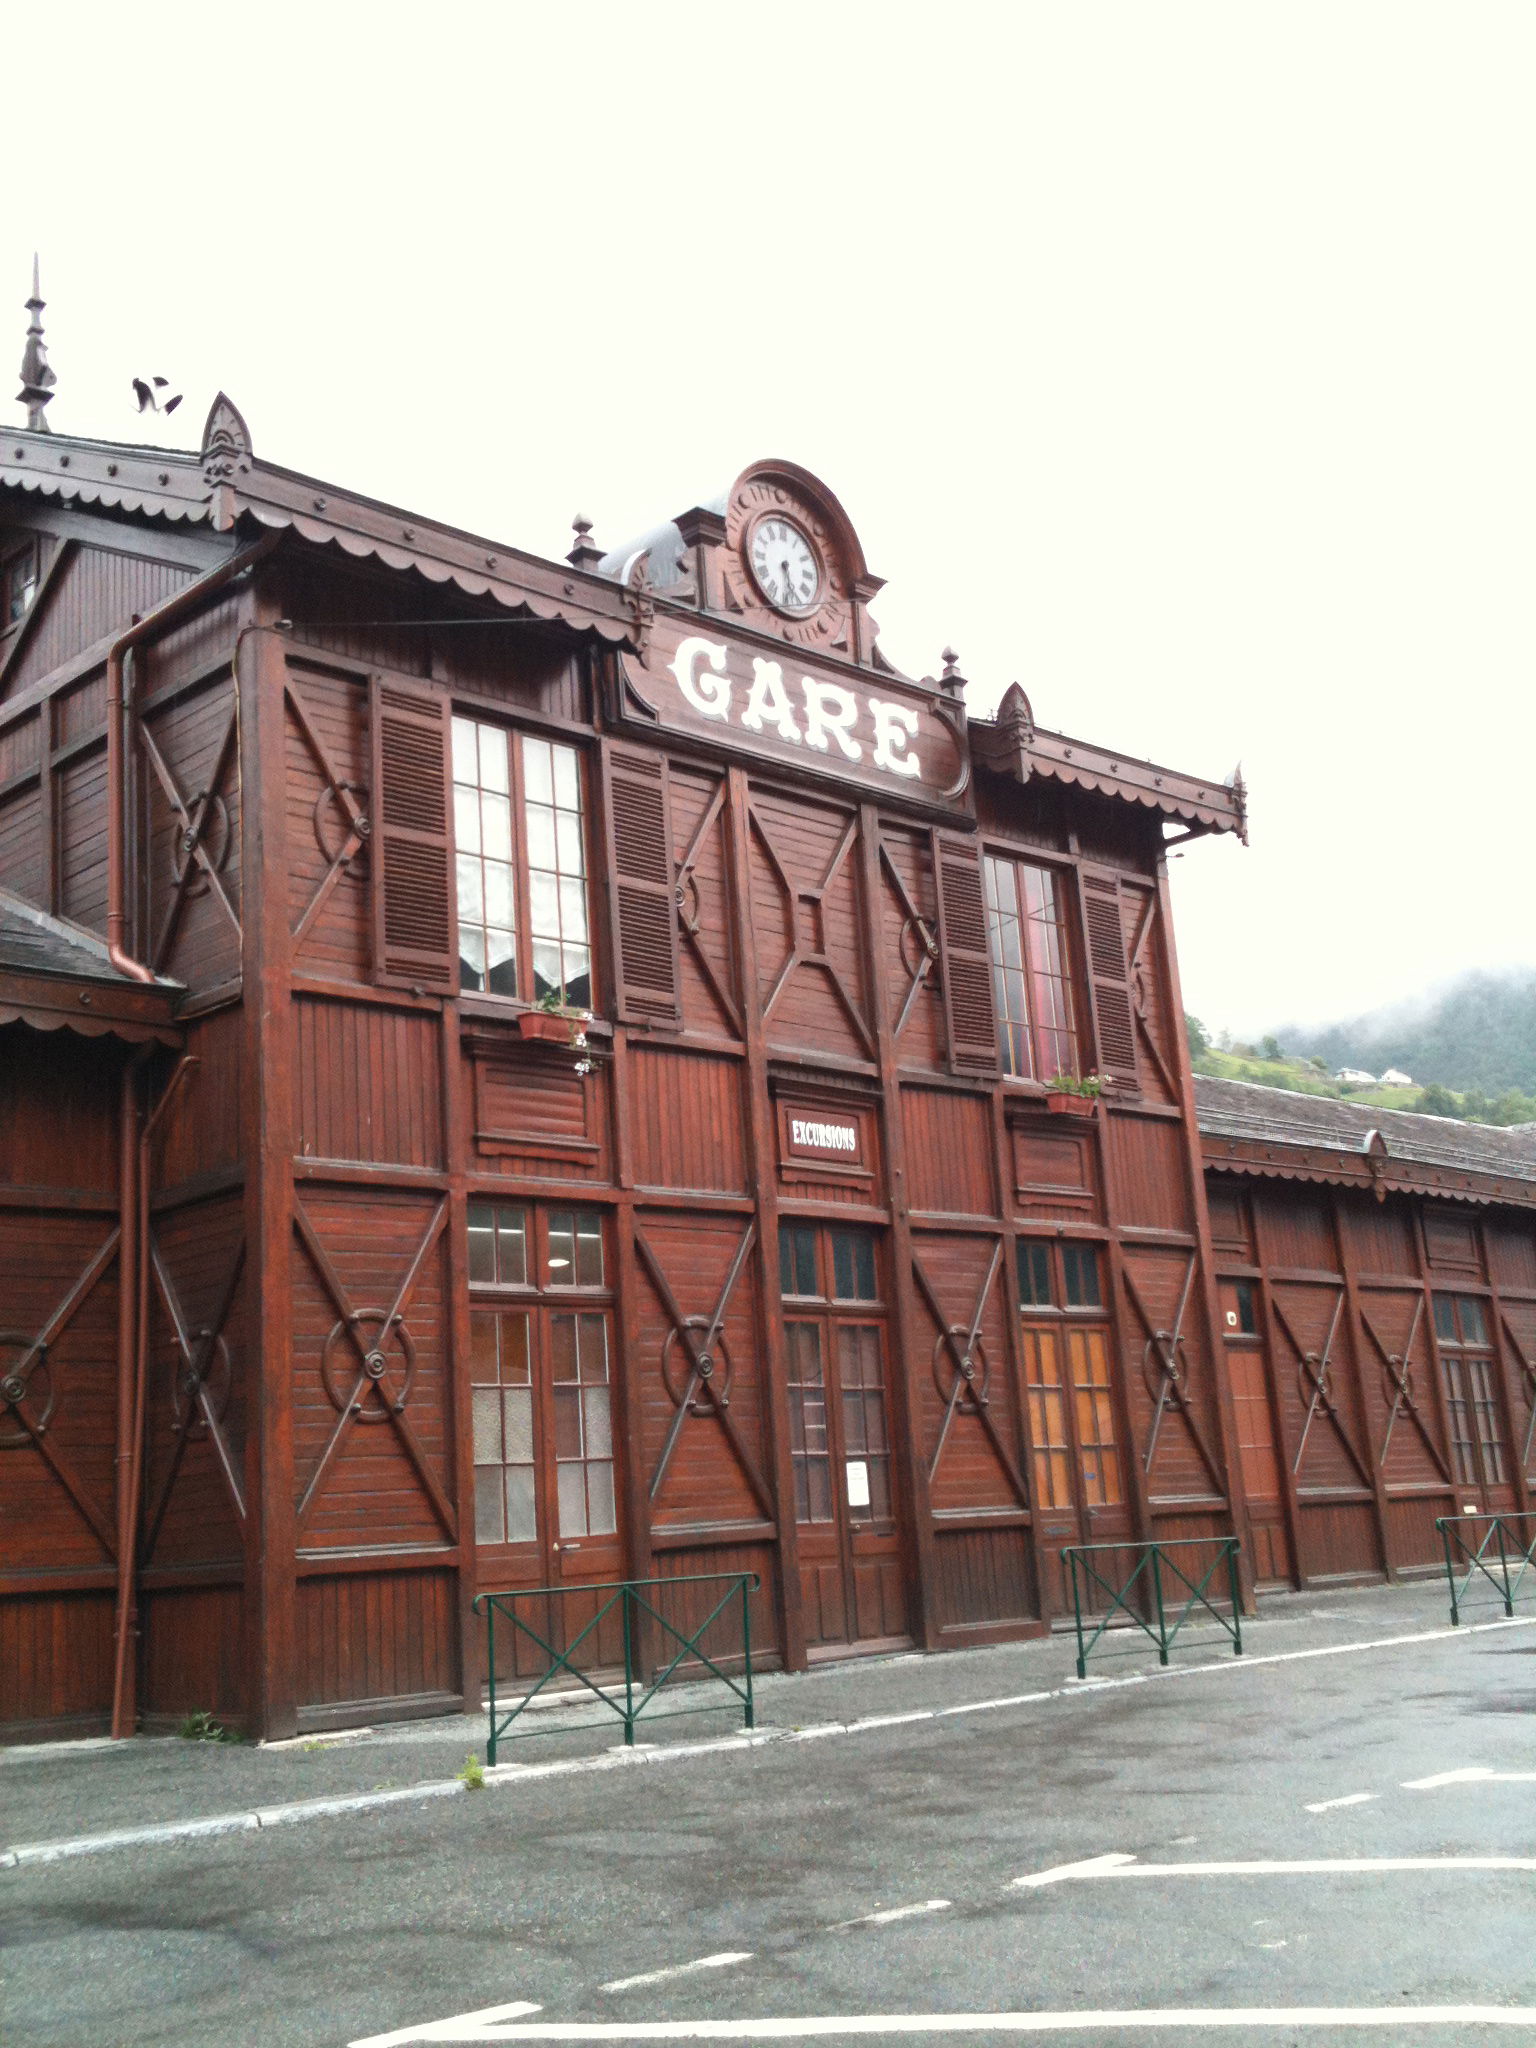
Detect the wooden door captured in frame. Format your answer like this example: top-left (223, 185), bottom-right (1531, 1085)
top-left (1016, 1239), bottom-right (1133, 1611)
top-left (1220, 1280), bottom-right (1294, 1588)
top-left (1433, 1293), bottom-right (1516, 1518)
top-left (781, 1224), bottom-right (907, 1654)
top-left (469, 1202), bottom-right (623, 1682)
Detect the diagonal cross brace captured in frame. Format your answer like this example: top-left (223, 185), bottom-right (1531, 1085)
top-left (637, 1224), bottom-right (772, 1517)
top-left (293, 1198), bottom-right (455, 1537)
top-left (1122, 1255), bottom-right (1224, 1492)
top-left (1360, 1294), bottom-right (1448, 1481)
top-left (140, 710), bottom-right (242, 971)
top-left (878, 838), bottom-right (939, 1042)
top-left (1270, 1289), bottom-right (1372, 1489)
top-left (285, 679), bottom-right (371, 949)
top-left (749, 804), bottom-right (875, 1057)
top-left (140, 1237), bottom-right (249, 1561)
top-left (911, 1240), bottom-right (1028, 1507)
top-left (673, 778), bottom-right (741, 1036)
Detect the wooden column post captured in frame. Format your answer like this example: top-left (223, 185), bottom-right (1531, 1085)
top-left (724, 764), bottom-right (806, 1671)
top-left (441, 1000), bottom-right (478, 1713)
top-left (1250, 1192), bottom-right (1310, 1587)
top-left (241, 591), bottom-right (299, 1741)
top-left (857, 803), bottom-right (942, 1650)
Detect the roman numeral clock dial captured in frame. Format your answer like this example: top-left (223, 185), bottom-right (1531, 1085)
top-left (748, 516), bottom-right (822, 616)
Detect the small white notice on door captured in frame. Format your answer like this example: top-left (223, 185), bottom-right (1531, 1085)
top-left (846, 1459), bottom-right (871, 1508)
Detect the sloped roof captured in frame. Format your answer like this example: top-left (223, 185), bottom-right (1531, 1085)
top-left (0, 888), bottom-right (180, 1043)
top-left (0, 398), bottom-right (637, 648)
top-left (1195, 1073), bottom-right (1536, 1208)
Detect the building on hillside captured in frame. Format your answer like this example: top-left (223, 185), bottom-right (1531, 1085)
top-left (1195, 1076), bottom-right (1536, 1587)
top-left (1379, 1068), bottom-right (1414, 1088)
top-left (1335, 1067), bottom-right (1377, 1087)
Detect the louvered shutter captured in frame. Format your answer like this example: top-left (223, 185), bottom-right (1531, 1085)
top-left (933, 827), bottom-right (1000, 1077)
top-left (1078, 868), bottom-right (1139, 1090)
top-left (369, 674), bottom-right (457, 992)
top-left (602, 743), bottom-right (681, 1027)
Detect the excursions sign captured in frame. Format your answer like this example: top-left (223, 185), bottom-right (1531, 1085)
top-left (621, 614), bottom-right (967, 807)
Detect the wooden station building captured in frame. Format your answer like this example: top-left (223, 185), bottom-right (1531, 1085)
top-left (1, 334), bottom-right (1525, 1744)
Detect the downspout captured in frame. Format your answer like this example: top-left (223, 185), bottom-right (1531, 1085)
top-left (110, 1052), bottom-right (197, 1739)
top-left (105, 534), bottom-right (279, 983)
top-left (110, 1049), bottom-right (148, 1735)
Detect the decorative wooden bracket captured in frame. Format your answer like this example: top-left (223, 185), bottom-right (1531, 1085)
top-left (877, 836), bottom-right (939, 1042)
top-left (749, 803), bottom-right (875, 1058)
top-left (1359, 1294), bottom-right (1448, 1482)
top-left (140, 1238), bottom-right (249, 1561)
top-left (140, 707), bottom-right (242, 973)
top-left (636, 1224), bottom-right (772, 1517)
top-left (672, 776), bottom-right (741, 1036)
top-left (1122, 1254), bottom-right (1225, 1493)
top-left (910, 1240), bottom-right (1028, 1507)
top-left (285, 676), bottom-right (371, 950)
top-left (293, 1199), bottom-right (454, 1538)
top-left (1270, 1290), bottom-right (1372, 1490)
top-left (0, 1230), bottom-right (121, 1554)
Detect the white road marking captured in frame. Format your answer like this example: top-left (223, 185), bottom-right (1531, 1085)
top-left (829, 1900), bottom-right (951, 1929)
top-left (350, 2001), bottom-right (542, 2047)
top-left (600, 1956), bottom-right (755, 1996)
top-left (1404, 1767), bottom-right (1536, 1790)
top-left (1012, 1852), bottom-right (1536, 1887)
top-left (351, 2005), bottom-right (1536, 2039)
top-left (1304, 1793), bottom-right (1378, 1812)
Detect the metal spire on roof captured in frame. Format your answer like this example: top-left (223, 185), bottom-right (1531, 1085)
top-left (17, 255), bottom-right (55, 432)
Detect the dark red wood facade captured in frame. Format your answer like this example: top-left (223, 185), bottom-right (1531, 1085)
top-left (8, 396), bottom-right (1408, 1745)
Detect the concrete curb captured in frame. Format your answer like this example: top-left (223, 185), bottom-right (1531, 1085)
top-left (5, 1614), bottom-right (1531, 1872)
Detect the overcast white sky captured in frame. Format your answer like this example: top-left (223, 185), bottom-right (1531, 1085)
top-left (6, 4), bottom-right (1532, 1037)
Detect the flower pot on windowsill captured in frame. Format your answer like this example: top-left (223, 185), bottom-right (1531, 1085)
top-left (1044, 1090), bottom-right (1098, 1118)
top-left (516, 1011), bottom-right (573, 1044)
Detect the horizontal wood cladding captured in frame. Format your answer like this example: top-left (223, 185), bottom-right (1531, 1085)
top-left (467, 1038), bottom-right (608, 1181)
top-left (1010, 1119), bottom-right (1100, 1220)
top-left (291, 1187), bottom-right (454, 1553)
top-left (0, 1590), bottom-right (113, 1731)
top-left (0, 1029), bottom-right (120, 1196)
top-left (155, 1009), bottom-right (245, 1193)
top-left (0, 779), bottom-right (44, 903)
top-left (932, 1523), bottom-right (1037, 1634)
top-left (629, 1045), bottom-right (745, 1193)
top-left (296, 1566), bottom-right (458, 1709)
top-left (902, 1087), bottom-right (997, 1218)
top-left (141, 1584), bottom-right (245, 1723)
top-left (1103, 1110), bottom-right (1190, 1232)
top-left (58, 744), bottom-right (108, 933)
top-left (296, 995), bottom-right (443, 1168)
top-left (7, 545), bottom-right (194, 699)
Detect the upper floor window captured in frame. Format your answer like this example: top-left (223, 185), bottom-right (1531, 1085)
top-left (452, 717), bottom-right (591, 1007)
top-left (983, 855), bottom-right (1078, 1081)
top-left (2, 538), bottom-right (39, 627)
top-left (1018, 1238), bottom-right (1103, 1312)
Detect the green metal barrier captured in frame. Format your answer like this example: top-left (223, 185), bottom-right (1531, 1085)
top-left (474, 1571), bottom-right (759, 1763)
top-left (1063, 1537), bottom-right (1243, 1680)
top-left (1438, 1512), bottom-right (1536, 1626)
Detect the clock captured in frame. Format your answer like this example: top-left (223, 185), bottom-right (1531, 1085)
top-left (747, 514), bottom-right (822, 616)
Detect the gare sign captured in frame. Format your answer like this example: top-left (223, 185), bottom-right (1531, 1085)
top-left (622, 614), bottom-right (966, 806)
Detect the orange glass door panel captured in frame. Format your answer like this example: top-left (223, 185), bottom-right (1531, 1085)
top-left (1022, 1320), bottom-right (1131, 1612)
top-left (1224, 1340), bottom-right (1294, 1588)
top-left (836, 1320), bottom-right (904, 1645)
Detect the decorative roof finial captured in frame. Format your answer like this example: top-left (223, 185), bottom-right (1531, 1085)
top-left (567, 514), bottom-right (604, 572)
top-left (939, 645), bottom-right (967, 701)
top-left (18, 255), bottom-right (55, 433)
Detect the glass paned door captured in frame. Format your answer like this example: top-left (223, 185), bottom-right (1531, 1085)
top-left (779, 1223), bottom-right (906, 1652)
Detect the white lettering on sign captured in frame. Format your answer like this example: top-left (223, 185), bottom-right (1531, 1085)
top-left (790, 1117), bottom-right (858, 1154)
top-left (669, 635), bottom-right (732, 720)
top-left (663, 635), bottom-right (925, 784)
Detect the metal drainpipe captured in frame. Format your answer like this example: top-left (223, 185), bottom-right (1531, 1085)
top-left (110, 1049), bottom-right (148, 1736)
top-left (105, 534), bottom-right (279, 983)
top-left (110, 1052), bottom-right (198, 1739)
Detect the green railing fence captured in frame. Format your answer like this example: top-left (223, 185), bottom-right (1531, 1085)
top-left (474, 1571), bottom-right (759, 1763)
top-left (1438, 1512), bottom-right (1536, 1627)
top-left (1063, 1536), bottom-right (1244, 1680)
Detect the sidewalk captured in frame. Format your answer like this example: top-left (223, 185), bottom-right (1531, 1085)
top-left (0, 1577), bottom-right (1497, 1866)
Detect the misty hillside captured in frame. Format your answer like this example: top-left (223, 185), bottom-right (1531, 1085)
top-left (1278, 967), bottom-right (1536, 1096)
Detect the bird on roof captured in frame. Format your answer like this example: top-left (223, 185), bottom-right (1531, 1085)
top-left (132, 375), bottom-right (182, 416)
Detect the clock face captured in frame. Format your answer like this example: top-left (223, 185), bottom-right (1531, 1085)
top-left (748, 515), bottom-right (822, 615)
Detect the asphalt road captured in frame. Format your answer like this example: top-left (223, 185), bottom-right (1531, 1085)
top-left (4, 1607), bottom-right (1536, 2047)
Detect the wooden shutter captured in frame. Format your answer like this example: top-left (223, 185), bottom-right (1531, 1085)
top-left (1078, 868), bottom-right (1139, 1090)
top-left (933, 827), bottom-right (1000, 1077)
top-left (369, 674), bottom-right (457, 992)
top-left (602, 742), bottom-right (681, 1027)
